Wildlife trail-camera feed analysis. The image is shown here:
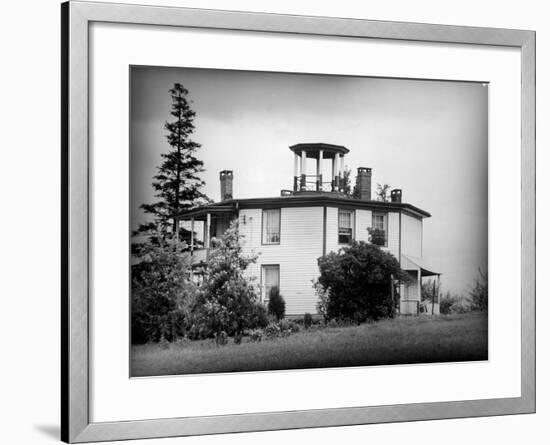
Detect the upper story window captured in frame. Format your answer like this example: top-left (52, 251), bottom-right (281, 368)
top-left (371, 212), bottom-right (388, 246)
top-left (262, 209), bottom-right (281, 244)
top-left (338, 209), bottom-right (355, 244)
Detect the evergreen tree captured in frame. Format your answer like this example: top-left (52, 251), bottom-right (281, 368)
top-left (138, 83), bottom-right (209, 237)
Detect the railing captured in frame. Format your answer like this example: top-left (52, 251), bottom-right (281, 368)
top-left (294, 174), bottom-right (337, 192)
top-left (190, 248), bottom-right (208, 264)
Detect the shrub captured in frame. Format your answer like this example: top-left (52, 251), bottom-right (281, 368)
top-left (248, 329), bottom-right (263, 342)
top-left (234, 332), bottom-right (243, 344)
top-left (316, 241), bottom-right (409, 322)
top-left (214, 331), bottom-right (228, 346)
top-left (159, 335), bottom-right (170, 350)
top-left (264, 322), bottom-right (281, 340)
top-left (439, 292), bottom-right (472, 315)
top-left (131, 234), bottom-right (196, 344)
top-left (439, 292), bottom-right (455, 315)
top-left (303, 312), bottom-right (313, 329)
top-left (267, 286), bottom-right (286, 320)
top-left (314, 280), bottom-right (330, 322)
top-left (367, 227), bottom-right (386, 247)
top-left (450, 298), bottom-right (472, 314)
top-left (190, 222), bottom-right (264, 339)
top-left (469, 269), bottom-right (488, 311)
top-left (249, 302), bottom-right (269, 329)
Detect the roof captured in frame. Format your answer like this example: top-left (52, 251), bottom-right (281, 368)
top-left (289, 143), bottom-right (350, 156)
top-left (174, 194), bottom-right (431, 219)
top-left (401, 254), bottom-right (440, 276)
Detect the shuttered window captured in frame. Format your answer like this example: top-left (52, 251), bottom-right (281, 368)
top-left (338, 209), bottom-right (354, 244)
top-left (262, 209), bottom-right (281, 244)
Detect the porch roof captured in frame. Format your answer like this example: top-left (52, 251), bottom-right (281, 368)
top-left (401, 254), bottom-right (441, 277)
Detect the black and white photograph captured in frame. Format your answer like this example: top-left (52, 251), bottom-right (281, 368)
top-left (130, 66), bottom-right (489, 377)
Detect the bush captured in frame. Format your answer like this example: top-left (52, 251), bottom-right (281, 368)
top-left (249, 302), bottom-right (269, 329)
top-left (439, 292), bottom-right (454, 315)
top-left (469, 269), bottom-right (488, 311)
top-left (317, 241), bottom-right (409, 322)
top-left (248, 329), bottom-right (263, 342)
top-left (367, 227), bottom-right (386, 247)
top-left (264, 322), bottom-right (281, 340)
top-left (131, 234), bottom-right (196, 344)
top-left (190, 222), bottom-right (264, 339)
top-left (214, 331), bottom-right (228, 346)
top-left (267, 286), bottom-right (286, 320)
top-left (314, 280), bottom-right (329, 322)
top-left (303, 312), bottom-right (313, 329)
top-left (439, 292), bottom-right (472, 315)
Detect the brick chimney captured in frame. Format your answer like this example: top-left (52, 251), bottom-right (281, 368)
top-left (355, 167), bottom-right (372, 200)
top-left (390, 189), bottom-right (402, 203)
top-left (219, 170), bottom-right (233, 200)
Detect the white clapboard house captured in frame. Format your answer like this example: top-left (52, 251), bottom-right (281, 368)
top-left (175, 143), bottom-right (440, 316)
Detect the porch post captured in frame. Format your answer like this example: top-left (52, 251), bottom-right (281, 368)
top-left (205, 213), bottom-right (211, 249)
top-left (417, 268), bottom-right (422, 314)
top-left (437, 274), bottom-right (441, 305)
top-left (190, 218), bottom-right (194, 251)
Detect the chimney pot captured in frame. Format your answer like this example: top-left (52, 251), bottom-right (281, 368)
top-left (355, 167), bottom-right (372, 200)
top-left (219, 170), bottom-right (233, 201)
top-left (390, 189), bottom-right (402, 203)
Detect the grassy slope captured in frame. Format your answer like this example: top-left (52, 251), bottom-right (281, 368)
top-left (131, 312), bottom-right (488, 377)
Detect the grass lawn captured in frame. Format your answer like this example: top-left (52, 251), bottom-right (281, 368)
top-left (131, 312), bottom-right (488, 377)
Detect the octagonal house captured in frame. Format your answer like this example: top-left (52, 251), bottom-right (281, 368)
top-left (175, 143), bottom-right (440, 316)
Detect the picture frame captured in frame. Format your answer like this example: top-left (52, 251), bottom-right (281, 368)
top-left (61, 1), bottom-right (535, 442)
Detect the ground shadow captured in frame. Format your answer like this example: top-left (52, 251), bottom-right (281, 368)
top-left (34, 424), bottom-right (59, 440)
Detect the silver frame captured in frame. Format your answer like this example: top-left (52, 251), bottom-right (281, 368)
top-left (61, 1), bottom-right (536, 442)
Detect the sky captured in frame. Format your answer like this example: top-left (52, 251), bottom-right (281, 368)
top-left (131, 66), bottom-right (488, 296)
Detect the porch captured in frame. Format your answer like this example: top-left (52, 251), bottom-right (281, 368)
top-left (399, 254), bottom-right (441, 315)
top-left (174, 205), bottom-right (236, 266)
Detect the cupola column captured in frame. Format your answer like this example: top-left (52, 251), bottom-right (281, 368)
top-left (317, 150), bottom-right (324, 191)
top-left (332, 154), bottom-right (339, 191)
top-left (339, 154), bottom-right (345, 191)
top-left (293, 153), bottom-right (300, 191)
top-left (300, 150), bottom-right (307, 191)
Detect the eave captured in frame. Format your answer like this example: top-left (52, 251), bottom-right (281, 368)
top-left (174, 195), bottom-right (431, 219)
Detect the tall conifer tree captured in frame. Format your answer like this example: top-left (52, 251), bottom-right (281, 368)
top-left (139, 83), bottom-right (208, 237)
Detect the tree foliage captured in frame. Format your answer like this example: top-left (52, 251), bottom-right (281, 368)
top-left (138, 83), bottom-right (209, 238)
top-left (469, 269), bottom-right (488, 311)
top-left (189, 221), bottom-right (267, 339)
top-left (375, 183), bottom-right (391, 202)
top-left (316, 241), bottom-right (409, 322)
top-left (421, 279), bottom-right (441, 304)
top-left (131, 233), bottom-right (197, 344)
top-left (267, 286), bottom-right (286, 321)
top-left (367, 227), bottom-right (386, 246)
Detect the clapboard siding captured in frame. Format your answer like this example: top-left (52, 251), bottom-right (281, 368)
top-left (239, 207), bottom-right (324, 315)
top-left (402, 213), bottom-right (422, 258)
top-left (235, 205), bottom-right (422, 316)
top-left (355, 209), bottom-right (372, 242)
top-left (325, 207), bottom-right (340, 255)
top-left (387, 212), bottom-right (400, 257)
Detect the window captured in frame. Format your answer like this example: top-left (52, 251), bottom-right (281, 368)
top-left (261, 265), bottom-right (280, 302)
top-left (262, 209), bottom-right (280, 244)
top-left (372, 212), bottom-right (388, 246)
top-left (338, 209), bottom-right (354, 244)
